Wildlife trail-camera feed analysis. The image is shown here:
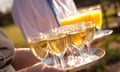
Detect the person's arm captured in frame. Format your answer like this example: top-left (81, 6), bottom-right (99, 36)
top-left (12, 48), bottom-right (63, 72)
top-left (0, 29), bottom-right (14, 69)
top-left (12, 48), bottom-right (39, 71)
top-left (17, 63), bottom-right (63, 72)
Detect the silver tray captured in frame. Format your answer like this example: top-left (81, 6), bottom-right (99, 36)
top-left (44, 48), bottom-right (105, 72)
top-left (94, 29), bottom-right (113, 40)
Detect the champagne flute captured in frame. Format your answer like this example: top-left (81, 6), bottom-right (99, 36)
top-left (89, 5), bottom-right (113, 40)
top-left (67, 23), bottom-right (87, 64)
top-left (29, 33), bottom-right (49, 64)
top-left (47, 31), bottom-right (67, 70)
top-left (53, 25), bottom-right (78, 66)
top-left (84, 21), bottom-right (95, 55)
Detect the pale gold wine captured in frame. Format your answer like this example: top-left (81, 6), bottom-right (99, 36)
top-left (69, 30), bottom-right (86, 48)
top-left (29, 40), bottom-right (48, 60)
top-left (48, 34), bottom-right (67, 56)
top-left (85, 27), bottom-right (95, 43)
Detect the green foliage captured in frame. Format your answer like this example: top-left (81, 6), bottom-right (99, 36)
top-left (93, 33), bottom-right (120, 72)
top-left (1, 24), bottom-right (27, 48)
top-left (106, 49), bottom-right (120, 64)
top-left (96, 33), bottom-right (120, 48)
top-left (89, 61), bottom-right (106, 72)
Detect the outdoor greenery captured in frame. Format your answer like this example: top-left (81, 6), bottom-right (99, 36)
top-left (89, 33), bottom-right (120, 72)
top-left (1, 24), bottom-right (27, 48)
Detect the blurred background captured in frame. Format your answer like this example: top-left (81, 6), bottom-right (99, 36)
top-left (0, 0), bottom-right (120, 72)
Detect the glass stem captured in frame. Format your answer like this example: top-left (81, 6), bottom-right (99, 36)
top-left (86, 43), bottom-right (92, 55)
top-left (79, 45), bottom-right (85, 63)
top-left (67, 46), bottom-right (76, 66)
top-left (40, 59), bottom-right (45, 64)
top-left (53, 55), bottom-right (59, 68)
top-left (59, 56), bottom-right (65, 70)
top-left (66, 35), bottom-right (76, 66)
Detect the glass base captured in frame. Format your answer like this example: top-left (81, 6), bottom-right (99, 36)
top-left (43, 48), bottom-right (105, 72)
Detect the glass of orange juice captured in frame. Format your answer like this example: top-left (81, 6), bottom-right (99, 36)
top-left (53, 0), bottom-right (94, 27)
top-left (88, 5), bottom-right (103, 30)
top-left (60, 9), bottom-right (92, 26)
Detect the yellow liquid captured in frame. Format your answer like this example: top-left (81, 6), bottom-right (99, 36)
top-left (29, 40), bottom-right (48, 60)
top-left (85, 27), bottom-right (95, 43)
top-left (60, 12), bottom-right (91, 26)
top-left (90, 10), bottom-right (102, 29)
top-left (60, 10), bottom-right (102, 29)
top-left (69, 30), bottom-right (86, 48)
top-left (49, 34), bottom-right (67, 56)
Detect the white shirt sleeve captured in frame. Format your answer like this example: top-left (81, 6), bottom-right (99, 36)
top-left (53, 0), bottom-right (77, 21)
top-left (62, 0), bottom-right (77, 14)
top-left (12, 0), bottom-right (59, 43)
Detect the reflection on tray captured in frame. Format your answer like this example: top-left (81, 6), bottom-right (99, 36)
top-left (94, 29), bottom-right (113, 40)
top-left (43, 48), bottom-right (105, 72)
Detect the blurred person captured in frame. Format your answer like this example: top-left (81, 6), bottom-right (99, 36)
top-left (0, 28), bottom-right (15, 72)
top-left (12, 0), bottom-right (59, 44)
top-left (12, 0), bottom-right (77, 44)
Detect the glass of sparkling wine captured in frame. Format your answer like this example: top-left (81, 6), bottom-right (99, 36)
top-left (47, 31), bottom-right (67, 70)
top-left (29, 33), bottom-right (49, 63)
top-left (84, 21), bottom-right (95, 54)
top-left (53, 25), bottom-right (77, 66)
top-left (67, 23), bottom-right (87, 63)
top-left (89, 5), bottom-right (113, 39)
